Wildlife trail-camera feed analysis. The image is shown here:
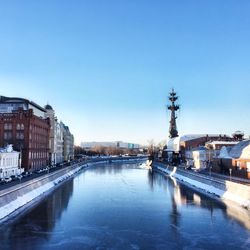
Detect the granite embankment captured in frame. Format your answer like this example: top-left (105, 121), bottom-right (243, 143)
top-left (153, 162), bottom-right (250, 210)
top-left (0, 156), bottom-right (146, 223)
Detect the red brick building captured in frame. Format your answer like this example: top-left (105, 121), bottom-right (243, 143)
top-left (0, 96), bottom-right (50, 172)
top-left (213, 140), bottom-right (250, 179)
top-left (179, 134), bottom-right (233, 151)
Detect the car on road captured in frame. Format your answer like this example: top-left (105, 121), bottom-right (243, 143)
top-left (10, 175), bottom-right (18, 181)
top-left (4, 177), bottom-right (12, 183)
top-left (27, 172), bottom-right (33, 176)
top-left (22, 172), bottom-right (29, 178)
top-left (35, 169), bottom-right (43, 174)
top-left (17, 174), bottom-right (23, 180)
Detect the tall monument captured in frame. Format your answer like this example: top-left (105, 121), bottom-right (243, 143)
top-left (167, 89), bottom-right (180, 138)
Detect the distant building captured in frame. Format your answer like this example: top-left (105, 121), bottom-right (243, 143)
top-left (55, 122), bottom-right (64, 163)
top-left (81, 141), bottom-right (116, 148)
top-left (205, 141), bottom-right (238, 158)
top-left (61, 122), bottom-right (74, 161)
top-left (213, 140), bottom-right (250, 179)
top-left (0, 144), bottom-right (24, 178)
top-left (81, 141), bottom-right (140, 149)
top-left (232, 131), bottom-right (244, 141)
top-left (44, 105), bottom-right (63, 165)
top-left (192, 146), bottom-right (210, 170)
top-left (116, 141), bottom-right (140, 149)
top-left (0, 97), bottom-right (50, 172)
top-left (165, 134), bottom-right (234, 163)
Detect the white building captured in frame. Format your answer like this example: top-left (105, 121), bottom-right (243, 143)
top-left (0, 145), bottom-right (23, 178)
top-left (192, 146), bottom-right (209, 170)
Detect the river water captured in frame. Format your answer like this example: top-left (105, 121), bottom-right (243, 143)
top-left (0, 162), bottom-right (249, 250)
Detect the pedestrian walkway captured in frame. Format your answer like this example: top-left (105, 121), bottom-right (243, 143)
top-left (155, 161), bottom-right (250, 185)
top-left (209, 171), bottom-right (250, 184)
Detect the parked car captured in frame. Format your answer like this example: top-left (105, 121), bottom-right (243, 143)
top-left (10, 175), bottom-right (18, 181)
top-left (22, 172), bottom-right (29, 177)
top-left (17, 175), bottom-right (23, 180)
top-left (27, 172), bottom-right (33, 176)
top-left (4, 177), bottom-right (12, 183)
top-left (0, 178), bottom-right (5, 185)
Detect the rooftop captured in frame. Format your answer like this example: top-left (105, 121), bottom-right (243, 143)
top-left (0, 95), bottom-right (46, 112)
top-left (179, 134), bottom-right (231, 142)
top-left (229, 140), bottom-right (250, 159)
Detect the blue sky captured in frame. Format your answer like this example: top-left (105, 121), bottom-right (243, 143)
top-left (0, 0), bottom-right (250, 145)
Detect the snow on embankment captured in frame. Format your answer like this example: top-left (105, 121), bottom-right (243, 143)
top-left (0, 157), bottom-right (146, 223)
top-left (0, 165), bottom-right (85, 222)
top-left (153, 163), bottom-right (250, 210)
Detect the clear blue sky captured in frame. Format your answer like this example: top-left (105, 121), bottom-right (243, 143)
top-left (0, 0), bottom-right (250, 145)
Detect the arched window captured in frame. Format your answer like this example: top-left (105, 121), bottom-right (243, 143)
top-left (20, 124), bottom-right (24, 130)
top-left (16, 123), bottom-right (21, 130)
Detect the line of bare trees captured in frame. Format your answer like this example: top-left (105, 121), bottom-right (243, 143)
top-left (74, 145), bottom-right (141, 157)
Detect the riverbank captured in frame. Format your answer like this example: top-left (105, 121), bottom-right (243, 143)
top-left (0, 156), bottom-right (146, 224)
top-left (153, 162), bottom-right (250, 210)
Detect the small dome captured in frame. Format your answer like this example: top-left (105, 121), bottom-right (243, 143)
top-left (45, 104), bottom-right (53, 110)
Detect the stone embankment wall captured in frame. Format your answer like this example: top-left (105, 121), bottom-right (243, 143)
top-left (153, 162), bottom-right (250, 210)
top-left (0, 157), bottom-right (146, 223)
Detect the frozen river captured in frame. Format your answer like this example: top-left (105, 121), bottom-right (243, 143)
top-left (0, 162), bottom-right (249, 249)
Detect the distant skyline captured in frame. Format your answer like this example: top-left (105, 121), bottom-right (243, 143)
top-left (1, 0), bottom-right (250, 145)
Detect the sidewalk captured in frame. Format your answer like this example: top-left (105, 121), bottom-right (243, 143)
top-left (208, 171), bottom-right (250, 184)
top-left (155, 161), bottom-right (250, 185)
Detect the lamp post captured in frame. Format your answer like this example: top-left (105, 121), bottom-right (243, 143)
top-left (205, 144), bottom-right (213, 177)
top-left (229, 168), bottom-right (232, 181)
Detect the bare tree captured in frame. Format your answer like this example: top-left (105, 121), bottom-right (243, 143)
top-left (157, 140), bottom-right (167, 150)
top-left (147, 139), bottom-right (155, 156)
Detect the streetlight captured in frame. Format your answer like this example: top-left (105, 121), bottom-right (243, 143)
top-left (205, 144), bottom-right (213, 177)
top-left (229, 168), bottom-right (232, 181)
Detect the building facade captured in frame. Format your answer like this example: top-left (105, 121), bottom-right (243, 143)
top-left (192, 146), bottom-right (210, 170)
top-left (61, 122), bottom-right (74, 162)
top-left (213, 140), bottom-right (250, 179)
top-left (0, 96), bottom-right (50, 171)
top-left (81, 141), bottom-right (140, 149)
top-left (0, 144), bottom-right (23, 178)
top-left (165, 134), bottom-right (236, 165)
top-left (55, 121), bottom-right (64, 164)
top-left (44, 105), bottom-right (63, 165)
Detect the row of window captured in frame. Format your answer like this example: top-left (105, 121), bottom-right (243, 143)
top-left (29, 151), bottom-right (49, 159)
top-left (0, 157), bottom-right (19, 167)
top-left (4, 123), bottom-right (24, 130)
top-left (3, 132), bottom-right (24, 140)
top-left (31, 159), bottom-right (47, 168)
top-left (30, 124), bottom-right (48, 133)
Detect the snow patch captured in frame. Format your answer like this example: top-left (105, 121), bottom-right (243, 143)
top-left (155, 165), bottom-right (250, 210)
top-left (0, 166), bottom-right (83, 221)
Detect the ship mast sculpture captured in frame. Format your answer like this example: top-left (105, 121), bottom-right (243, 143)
top-left (168, 89), bottom-right (180, 138)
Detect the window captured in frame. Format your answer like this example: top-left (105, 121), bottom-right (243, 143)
top-left (16, 123), bottom-right (21, 130)
top-left (20, 123), bottom-right (24, 130)
top-left (16, 132), bottom-right (24, 140)
top-left (4, 132), bottom-right (12, 140)
top-left (4, 123), bottom-right (12, 130)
